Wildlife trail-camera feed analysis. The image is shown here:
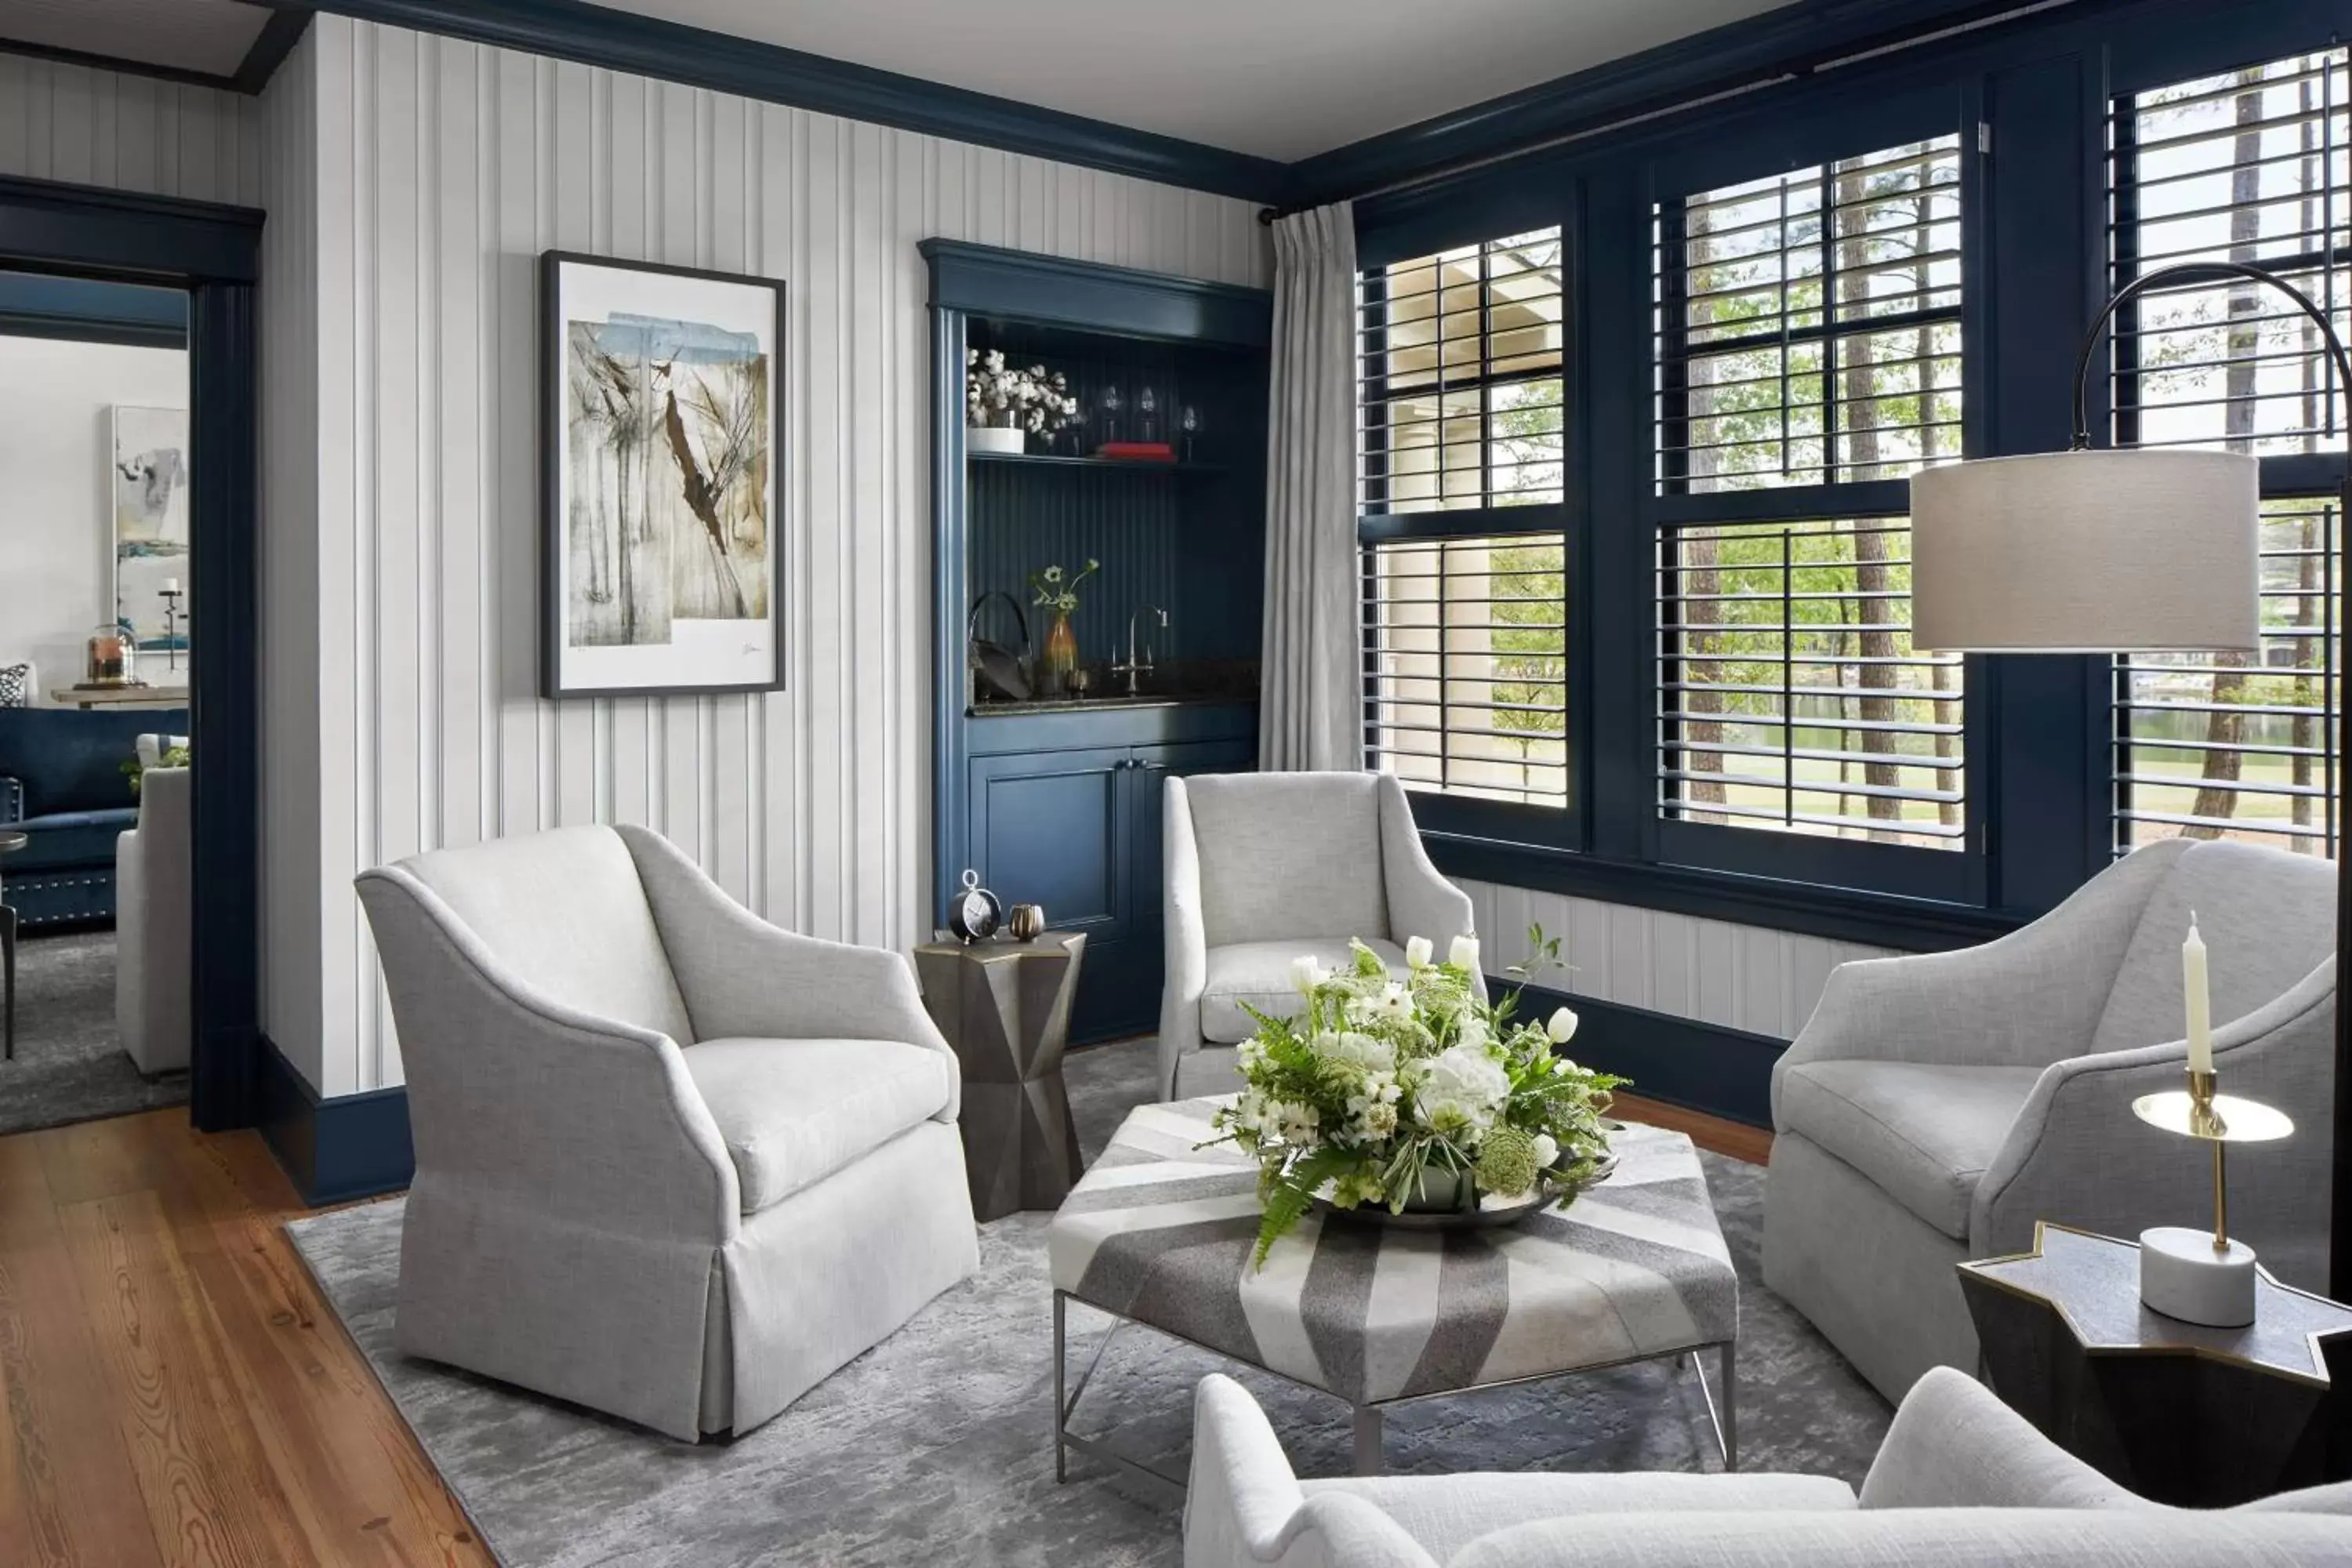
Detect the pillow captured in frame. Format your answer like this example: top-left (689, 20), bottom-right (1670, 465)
top-left (0, 662), bottom-right (29, 708)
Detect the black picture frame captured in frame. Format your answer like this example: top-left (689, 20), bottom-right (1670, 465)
top-left (539, 249), bottom-right (788, 699)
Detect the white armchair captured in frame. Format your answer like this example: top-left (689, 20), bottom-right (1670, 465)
top-left (354, 824), bottom-right (981, 1441)
top-left (115, 761), bottom-right (191, 1074)
top-left (1160, 771), bottom-right (1478, 1099)
top-left (1183, 1367), bottom-right (2352, 1567)
top-left (1763, 838), bottom-right (2336, 1402)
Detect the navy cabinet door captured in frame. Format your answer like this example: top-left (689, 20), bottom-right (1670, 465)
top-left (1124, 740), bottom-right (1258, 949)
top-left (966, 746), bottom-right (1132, 946)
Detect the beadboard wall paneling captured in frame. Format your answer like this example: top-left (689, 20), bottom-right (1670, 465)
top-left (1461, 879), bottom-right (1896, 1041)
top-left (273, 15), bottom-right (1269, 1097)
top-left (0, 54), bottom-right (262, 204)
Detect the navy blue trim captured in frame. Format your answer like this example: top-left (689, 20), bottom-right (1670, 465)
top-left (0, 175), bottom-right (265, 1134)
top-left (0, 270), bottom-right (186, 347)
top-left (1431, 830), bottom-right (2021, 952)
top-left (258, 1036), bottom-right (416, 1207)
top-left (921, 241), bottom-right (1274, 346)
top-left (234, 9), bottom-right (312, 94)
top-left (0, 37), bottom-right (250, 93)
top-left (1505, 978), bottom-right (1784, 1130)
top-left (274, 0), bottom-right (1286, 202)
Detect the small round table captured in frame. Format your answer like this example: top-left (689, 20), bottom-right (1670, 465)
top-left (0, 829), bottom-right (24, 1062)
top-left (913, 930), bottom-right (1088, 1222)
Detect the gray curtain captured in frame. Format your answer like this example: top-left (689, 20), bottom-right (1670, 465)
top-left (1260, 201), bottom-right (1361, 771)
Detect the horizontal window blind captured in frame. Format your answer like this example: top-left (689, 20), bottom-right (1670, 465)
top-left (1656, 516), bottom-right (1965, 848)
top-left (1365, 533), bottom-right (1567, 807)
top-left (1655, 136), bottom-right (1963, 493)
top-left (2111, 49), bottom-right (2352, 453)
top-left (2115, 496), bottom-right (2341, 856)
top-left (1359, 230), bottom-right (1566, 514)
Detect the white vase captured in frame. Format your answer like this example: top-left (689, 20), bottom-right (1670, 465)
top-left (967, 423), bottom-right (1026, 456)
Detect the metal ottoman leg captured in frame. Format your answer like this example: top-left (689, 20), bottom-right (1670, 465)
top-left (1352, 1404), bottom-right (1383, 1475)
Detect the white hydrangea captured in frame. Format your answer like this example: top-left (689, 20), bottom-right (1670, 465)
top-left (1320, 1030), bottom-right (1396, 1073)
top-left (1530, 1133), bottom-right (1559, 1171)
top-left (1414, 1044), bottom-right (1511, 1134)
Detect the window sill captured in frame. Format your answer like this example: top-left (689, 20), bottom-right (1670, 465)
top-left (1421, 830), bottom-right (2024, 952)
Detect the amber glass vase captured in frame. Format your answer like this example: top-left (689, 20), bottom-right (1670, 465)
top-left (1041, 611), bottom-right (1078, 696)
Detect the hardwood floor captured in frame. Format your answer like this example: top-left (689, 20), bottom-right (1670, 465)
top-left (0, 1095), bottom-right (1766, 1565)
top-left (0, 1109), bottom-right (488, 1568)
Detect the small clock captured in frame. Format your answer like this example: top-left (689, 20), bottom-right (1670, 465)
top-left (948, 867), bottom-right (1003, 944)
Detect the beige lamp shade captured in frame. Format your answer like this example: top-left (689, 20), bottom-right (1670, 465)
top-left (1910, 448), bottom-right (2260, 653)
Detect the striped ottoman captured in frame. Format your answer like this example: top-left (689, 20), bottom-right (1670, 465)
top-left (1047, 1095), bottom-right (1739, 1484)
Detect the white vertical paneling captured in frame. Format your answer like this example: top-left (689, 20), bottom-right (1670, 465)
top-left (261, 15), bottom-right (1270, 1095)
top-left (1464, 880), bottom-right (1896, 1044)
top-left (0, 56), bottom-right (262, 205)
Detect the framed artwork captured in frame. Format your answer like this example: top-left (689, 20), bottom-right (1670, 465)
top-left (112, 404), bottom-right (191, 655)
top-left (541, 251), bottom-right (786, 699)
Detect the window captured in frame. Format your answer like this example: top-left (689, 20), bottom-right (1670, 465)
top-left (1655, 136), bottom-right (1963, 493)
top-left (1359, 230), bottom-right (1565, 515)
top-left (1360, 228), bottom-right (1570, 813)
top-left (1652, 137), bottom-right (1969, 855)
top-left (1363, 534), bottom-right (1567, 808)
top-left (2111, 50), bottom-right (2347, 857)
top-left (1657, 517), bottom-right (1964, 848)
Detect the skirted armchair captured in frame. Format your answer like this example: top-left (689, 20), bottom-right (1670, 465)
top-left (1764, 838), bottom-right (2336, 1403)
top-left (1160, 771), bottom-right (1478, 1100)
top-left (355, 824), bottom-right (981, 1441)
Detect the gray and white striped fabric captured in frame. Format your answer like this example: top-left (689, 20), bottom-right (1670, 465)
top-left (1048, 1098), bottom-right (1738, 1405)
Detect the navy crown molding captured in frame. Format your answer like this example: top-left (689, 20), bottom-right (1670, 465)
top-left (0, 175), bottom-right (264, 286)
top-left (256, 0), bottom-right (1286, 202)
top-left (921, 240), bottom-right (1273, 346)
top-left (0, 6), bottom-right (307, 95)
top-left (259, 1036), bottom-right (416, 1207)
top-left (234, 8), bottom-right (314, 94)
top-left (1508, 978), bottom-right (1787, 1131)
top-left (0, 270), bottom-right (187, 348)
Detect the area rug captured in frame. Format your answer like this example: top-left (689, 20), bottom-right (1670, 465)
top-left (288, 1043), bottom-right (1890, 1568)
top-left (0, 928), bottom-right (185, 1135)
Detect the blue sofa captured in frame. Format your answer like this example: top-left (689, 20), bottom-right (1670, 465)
top-left (0, 706), bottom-right (188, 927)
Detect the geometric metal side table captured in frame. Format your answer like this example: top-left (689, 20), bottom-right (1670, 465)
top-left (0, 829), bottom-right (23, 1062)
top-left (913, 931), bottom-right (1087, 1222)
top-left (1959, 1221), bottom-right (2352, 1506)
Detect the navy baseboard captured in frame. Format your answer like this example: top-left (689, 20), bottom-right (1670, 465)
top-left (257, 1034), bottom-right (415, 1207)
top-left (1502, 978), bottom-right (1785, 1131)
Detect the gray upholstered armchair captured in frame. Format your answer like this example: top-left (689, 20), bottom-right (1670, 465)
top-left (1765, 838), bottom-right (2336, 1403)
top-left (114, 759), bottom-right (191, 1074)
top-left (1183, 1366), bottom-right (2352, 1567)
top-left (355, 824), bottom-right (980, 1441)
top-left (1160, 771), bottom-right (1478, 1100)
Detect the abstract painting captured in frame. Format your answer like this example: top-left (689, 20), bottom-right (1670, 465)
top-left (112, 405), bottom-right (190, 655)
top-left (541, 252), bottom-right (786, 697)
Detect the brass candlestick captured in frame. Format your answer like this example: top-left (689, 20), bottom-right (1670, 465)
top-left (2130, 1065), bottom-right (2292, 1325)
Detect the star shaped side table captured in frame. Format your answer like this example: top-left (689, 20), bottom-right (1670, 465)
top-left (914, 931), bottom-right (1087, 1223)
top-left (1958, 1221), bottom-right (2352, 1506)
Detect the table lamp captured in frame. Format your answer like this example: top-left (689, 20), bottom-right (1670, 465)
top-left (1910, 257), bottom-right (2349, 1310)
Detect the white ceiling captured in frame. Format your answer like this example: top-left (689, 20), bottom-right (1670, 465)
top-left (586, 0), bottom-right (1805, 162)
top-left (0, 0), bottom-right (270, 78)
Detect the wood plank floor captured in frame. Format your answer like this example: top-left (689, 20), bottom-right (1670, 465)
top-left (0, 1096), bottom-right (1768, 1565)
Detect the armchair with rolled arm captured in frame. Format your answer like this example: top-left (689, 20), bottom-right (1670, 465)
top-left (1160, 771), bottom-right (1479, 1100)
top-left (1762, 837), bottom-right (2336, 1403)
top-left (354, 823), bottom-right (980, 1441)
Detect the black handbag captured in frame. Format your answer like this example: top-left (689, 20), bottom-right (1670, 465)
top-left (967, 590), bottom-right (1032, 703)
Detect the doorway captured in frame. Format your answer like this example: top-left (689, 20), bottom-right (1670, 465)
top-left (0, 175), bottom-right (261, 1134)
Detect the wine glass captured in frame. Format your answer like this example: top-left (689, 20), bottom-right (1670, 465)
top-left (1180, 405), bottom-right (1201, 463)
top-left (1138, 384), bottom-right (1159, 444)
top-left (1100, 383), bottom-right (1124, 445)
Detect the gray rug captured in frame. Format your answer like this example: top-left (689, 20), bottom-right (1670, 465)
top-left (0, 927), bottom-right (184, 1135)
top-left (288, 1044), bottom-right (1890, 1568)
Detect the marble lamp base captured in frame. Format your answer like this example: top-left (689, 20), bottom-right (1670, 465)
top-left (2140, 1225), bottom-right (2258, 1327)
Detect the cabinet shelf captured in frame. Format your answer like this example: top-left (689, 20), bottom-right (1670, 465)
top-left (967, 449), bottom-right (1226, 474)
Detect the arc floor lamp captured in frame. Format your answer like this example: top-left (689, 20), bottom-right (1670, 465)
top-left (1910, 258), bottom-right (2352, 1301)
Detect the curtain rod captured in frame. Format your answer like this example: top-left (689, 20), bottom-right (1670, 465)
top-left (1255, 0), bottom-right (2080, 226)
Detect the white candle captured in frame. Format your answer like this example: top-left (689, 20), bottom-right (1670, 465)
top-left (160, 576), bottom-right (180, 594)
top-left (2183, 913), bottom-right (2212, 1076)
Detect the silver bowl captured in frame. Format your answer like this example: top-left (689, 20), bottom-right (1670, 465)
top-left (1311, 1121), bottom-right (1623, 1232)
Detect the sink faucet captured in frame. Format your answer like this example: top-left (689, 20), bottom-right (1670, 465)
top-left (1112, 605), bottom-right (1169, 697)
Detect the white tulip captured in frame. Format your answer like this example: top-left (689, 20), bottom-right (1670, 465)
top-left (1547, 1006), bottom-right (1579, 1044)
top-left (1405, 935), bottom-right (1433, 968)
top-left (1448, 935), bottom-right (1480, 972)
top-left (1530, 1133), bottom-right (1559, 1171)
top-left (1290, 955), bottom-right (1327, 996)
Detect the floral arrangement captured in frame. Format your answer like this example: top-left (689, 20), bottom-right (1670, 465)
top-left (965, 349), bottom-right (1080, 435)
top-left (1030, 559), bottom-right (1100, 615)
top-left (1208, 927), bottom-right (1625, 1267)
